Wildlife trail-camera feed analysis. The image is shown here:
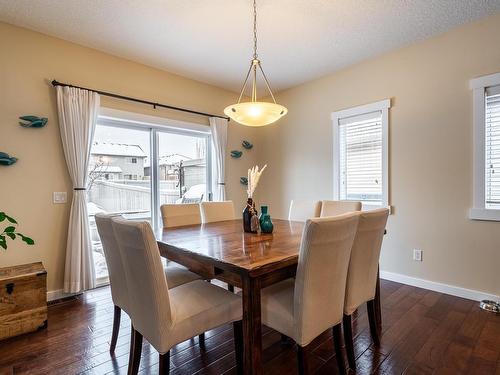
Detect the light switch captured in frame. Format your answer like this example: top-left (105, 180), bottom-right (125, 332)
top-left (53, 192), bottom-right (67, 204)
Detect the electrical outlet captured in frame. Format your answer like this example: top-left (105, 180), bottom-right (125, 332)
top-left (53, 192), bottom-right (67, 204)
top-left (413, 249), bottom-right (423, 262)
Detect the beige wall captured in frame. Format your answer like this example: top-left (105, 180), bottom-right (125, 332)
top-left (0, 22), bottom-right (257, 293)
top-left (257, 13), bottom-right (500, 297)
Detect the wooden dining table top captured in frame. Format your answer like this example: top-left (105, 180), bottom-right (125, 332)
top-left (156, 219), bottom-right (305, 276)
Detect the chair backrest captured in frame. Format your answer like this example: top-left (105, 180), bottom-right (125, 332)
top-left (288, 200), bottom-right (322, 222)
top-left (111, 217), bottom-right (172, 350)
top-left (200, 201), bottom-right (235, 223)
top-left (94, 213), bottom-right (128, 311)
top-left (160, 203), bottom-right (201, 228)
top-left (293, 212), bottom-right (359, 346)
top-left (320, 200), bottom-right (361, 217)
top-left (344, 208), bottom-right (389, 315)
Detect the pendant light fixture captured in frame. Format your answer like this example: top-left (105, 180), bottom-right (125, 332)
top-left (224, 0), bottom-right (287, 127)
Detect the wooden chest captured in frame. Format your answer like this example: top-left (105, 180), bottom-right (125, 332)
top-left (0, 262), bottom-right (47, 340)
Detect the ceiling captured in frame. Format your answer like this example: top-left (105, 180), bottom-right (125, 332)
top-left (1, 0), bottom-right (500, 94)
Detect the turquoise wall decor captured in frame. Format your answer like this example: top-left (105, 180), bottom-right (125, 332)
top-left (242, 140), bottom-right (253, 149)
top-left (0, 152), bottom-right (18, 166)
top-left (230, 150), bottom-right (243, 158)
top-left (19, 115), bottom-right (48, 128)
top-left (240, 177), bottom-right (248, 185)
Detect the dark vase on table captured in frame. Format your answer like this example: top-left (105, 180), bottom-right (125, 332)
top-left (243, 198), bottom-right (259, 233)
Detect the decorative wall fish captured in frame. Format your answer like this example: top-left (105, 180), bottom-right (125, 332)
top-left (0, 152), bottom-right (18, 166)
top-left (19, 115), bottom-right (48, 128)
top-left (230, 150), bottom-right (243, 158)
top-left (240, 177), bottom-right (248, 185)
top-left (242, 140), bottom-right (253, 149)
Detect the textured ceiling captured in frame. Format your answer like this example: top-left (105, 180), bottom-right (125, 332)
top-left (1, 0), bottom-right (499, 94)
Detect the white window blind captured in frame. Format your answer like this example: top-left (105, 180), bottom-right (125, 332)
top-left (338, 110), bottom-right (383, 204)
top-left (485, 85), bottom-right (500, 209)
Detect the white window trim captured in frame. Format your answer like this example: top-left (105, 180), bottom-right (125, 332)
top-left (469, 72), bottom-right (500, 221)
top-left (331, 99), bottom-right (391, 210)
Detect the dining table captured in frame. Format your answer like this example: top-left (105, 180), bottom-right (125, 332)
top-left (156, 218), bottom-right (381, 375)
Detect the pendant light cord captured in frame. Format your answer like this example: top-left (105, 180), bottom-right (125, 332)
top-left (235, 0), bottom-right (278, 104)
top-left (253, 0), bottom-right (258, 59)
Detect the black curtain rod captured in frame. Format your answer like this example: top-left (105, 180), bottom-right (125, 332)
top-left (51, 80), bottom-right (230, 121)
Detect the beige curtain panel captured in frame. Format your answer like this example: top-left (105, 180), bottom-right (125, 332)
top-left (56, 86), bottom-right (100, 293)
top-left (209, 117), bottom-right (228, 201)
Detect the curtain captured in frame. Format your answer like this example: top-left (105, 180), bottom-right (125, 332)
top-left (209, 117), bottom-right (228, 201)
top-left (56, 86), bottom-right (100, 293)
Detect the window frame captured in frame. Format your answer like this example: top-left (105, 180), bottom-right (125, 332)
top-left (96, 107), bottom-right (213, 228)
top-left (469, 72), bottom-right (500, 221)
top-left (331, 99), bottom-right (390, 210)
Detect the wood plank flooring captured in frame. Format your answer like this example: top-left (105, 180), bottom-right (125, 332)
top-left (0, 280), bottom-right (498, 374)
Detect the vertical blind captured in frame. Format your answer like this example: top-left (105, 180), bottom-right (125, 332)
top-left (486, 85), bottom-right (500, 209)
top-left (338, 110), bottom-right (382, 204)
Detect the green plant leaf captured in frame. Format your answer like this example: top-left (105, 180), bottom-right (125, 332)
top-left (5, 214), bottom-right (17, 224)
top-left (4, 226), bottom-right (16, 233)
top-left (0, 212), bottom-right (5, 222)
top-left (6, 232), bottom-right (15, 240)
top-left (0, 235), bottom-right (6, 250)
top-left (17, 233), bottom-right (35, 245)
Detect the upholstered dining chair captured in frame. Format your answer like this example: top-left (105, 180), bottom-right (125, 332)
top-left (160, 203), bottom-right (201, 228)
top-left (111, 217), bottom-right (243, 375)
top-left (320, 200), bottom-right (362, 217)
top-left (200, 200), bottom-right (235, 223)
top-left (342, 208), bottom-right (389, 370)
top-left (95, 213), bottom-right (202, 355)
top-left (288, 200), bottom-right (322, 222)
top-left (261, 212), bottom-right (360, 375)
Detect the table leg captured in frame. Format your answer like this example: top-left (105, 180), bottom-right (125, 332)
top-left (242, 276), bottom-right (262, 375)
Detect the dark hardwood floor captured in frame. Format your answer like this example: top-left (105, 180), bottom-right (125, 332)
top-left (0, 280), bottom-right (499, 374)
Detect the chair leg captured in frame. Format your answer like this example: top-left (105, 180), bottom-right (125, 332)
top-left (375, 267), bottom-right (382, 331)
top-left (233, 320), bottom-right (243, 375)
top-left (128, 326), bottom-right (135, 374)
top-left (128, 327), bottom-right (143, 375)
top-left (228, 284), bottom-right (235, 293)
top-left (342, 314), bottom-right (356, 370)
top-left (159, 351), bottom-right (170, 374)
top-left (110, 305), bottom-right (121, 354)
top-left (367, 300), bottom-right (380, 346)
top-left (332, 323), bottom-right (347, 375)
top-left (297, 344), bottom-right (311, 375)
top-left (199, 332), bottom-right (205, 349)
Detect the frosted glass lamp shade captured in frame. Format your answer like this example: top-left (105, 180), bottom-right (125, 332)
top-left (224, 102), bottom-right (287, 127)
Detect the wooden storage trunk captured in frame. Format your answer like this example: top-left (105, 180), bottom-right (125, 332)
top-left (0, 262), bottom-right (47, 340)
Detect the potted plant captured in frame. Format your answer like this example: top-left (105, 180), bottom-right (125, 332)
top-left (0, 212), bottom-right (34, 250)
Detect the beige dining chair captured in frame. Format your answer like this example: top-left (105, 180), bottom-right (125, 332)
top-left (288, 200), bottom-right (322, 222)
top-left (111, 217), bottom-right (243, 375)
top-left (160, 203), bottom-right (201, 228)
top-left (261, 212), bottom-right (360, 375)
top-left (320, 200), bottom-right (362, 217)
top-left (342, 208), bottom-right (389, 370)
top-left (95, 213), bottom-right (202, 354)
top-left (200, 200), bottom-right (235, 223)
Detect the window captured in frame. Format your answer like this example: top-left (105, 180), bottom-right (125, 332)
top-left (87, 108), bottom-right (212, 283)
top-left (470, 72), bottom-right (500, 221)
top-left (332, 99), bottom-right (390, 209)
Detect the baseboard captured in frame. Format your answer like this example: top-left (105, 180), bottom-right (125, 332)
top-left (379, 270), bottom-right (499, 302)
top-left (47, 289), bottom-right (79, 302)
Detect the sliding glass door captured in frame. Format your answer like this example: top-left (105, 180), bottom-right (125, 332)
top-left (87, 116), bottom-right (211, 284)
